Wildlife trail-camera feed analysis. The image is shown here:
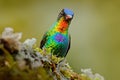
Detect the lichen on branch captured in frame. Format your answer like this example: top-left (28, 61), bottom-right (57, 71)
top-left (0, 27), bottom-right (104, 80)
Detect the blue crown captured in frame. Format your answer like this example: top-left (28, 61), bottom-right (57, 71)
top-left (64, 8), bottom-right (74, 16)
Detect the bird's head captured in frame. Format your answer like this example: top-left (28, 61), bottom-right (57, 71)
top-left (57, 8), bottom-right (74, 23)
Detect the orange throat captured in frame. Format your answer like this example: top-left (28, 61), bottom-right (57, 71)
top-left (57, 19), bottom-right (69, 33)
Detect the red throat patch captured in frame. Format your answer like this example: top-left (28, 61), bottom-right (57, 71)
top-left (58, 20), bottom-right (68, 32)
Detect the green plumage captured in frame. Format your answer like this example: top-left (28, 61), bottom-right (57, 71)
top-left (40, 8), bottom-right (74, 57)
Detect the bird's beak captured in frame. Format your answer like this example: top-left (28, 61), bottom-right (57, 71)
top-left (65, 15), bottom-right (72, 20)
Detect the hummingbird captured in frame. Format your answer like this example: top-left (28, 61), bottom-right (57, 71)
top-left (40, 8), bottom-right (74, 57)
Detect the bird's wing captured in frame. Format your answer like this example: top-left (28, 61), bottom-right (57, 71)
top-left (65, 35), bottom-right (71, 56)
top-left (40, 32), bottom-right (48, 49)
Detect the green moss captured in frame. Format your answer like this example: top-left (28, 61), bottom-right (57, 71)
top-left (0, 27), bottom-right (104, 80)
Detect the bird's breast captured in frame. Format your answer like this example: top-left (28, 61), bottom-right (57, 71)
top-left (52, 33), bottom-right (69, 44)
top-left (45, 32), bottom-right (68, 49)
top-left (55, 33), bottom-right (65, 42)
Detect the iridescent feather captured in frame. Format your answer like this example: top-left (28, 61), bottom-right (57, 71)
top-left (40, 8), bottom-right (74, 57)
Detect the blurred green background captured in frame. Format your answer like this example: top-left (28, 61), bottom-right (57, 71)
top-left (0, 0), bottom-right (120, 80)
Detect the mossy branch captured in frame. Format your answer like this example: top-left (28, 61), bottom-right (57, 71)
top-left (0, 27), bottom-right (104, 80)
